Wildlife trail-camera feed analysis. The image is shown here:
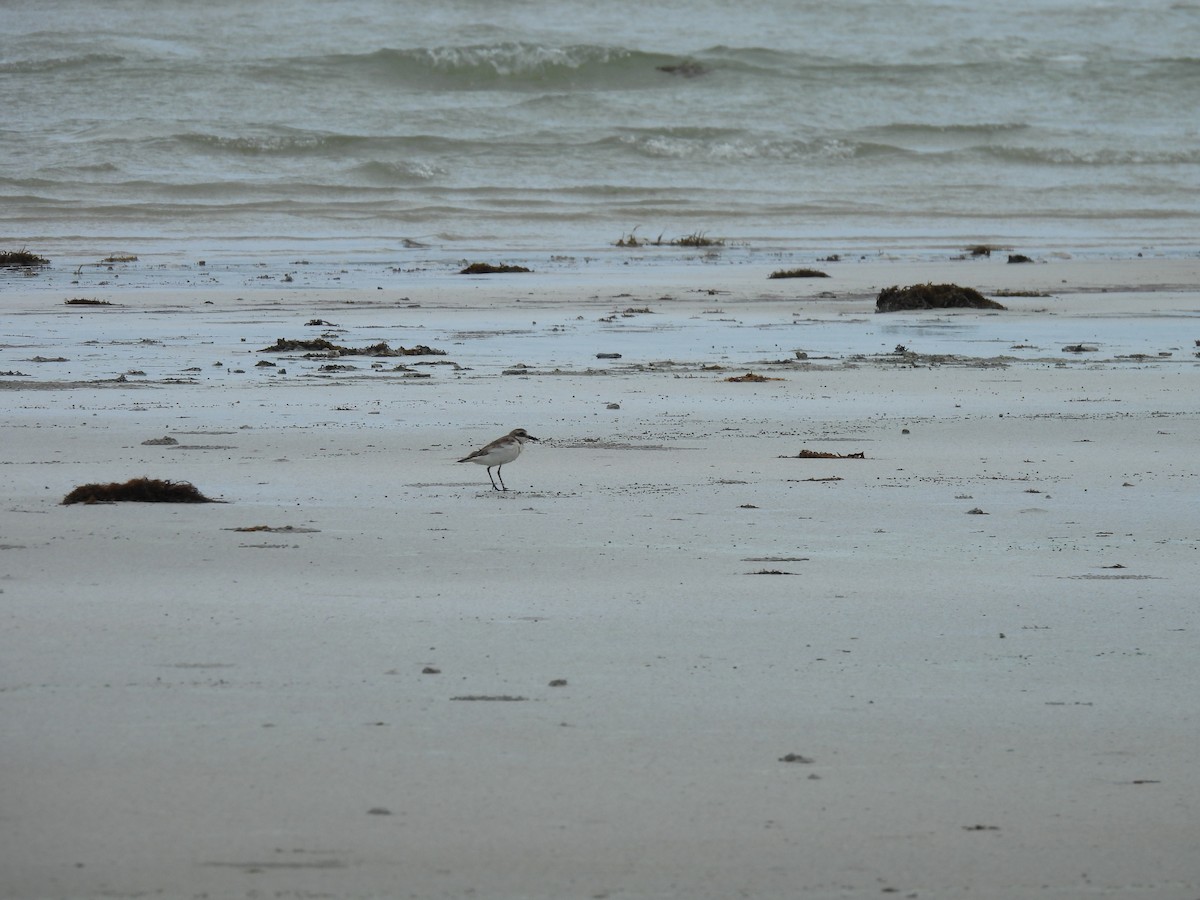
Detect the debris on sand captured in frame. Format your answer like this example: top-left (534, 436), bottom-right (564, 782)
top-left (459, 263), bottom-right (532, 274)
top-left (450, 695), bottom-right (528, 702)
top-left (62, 477), bottom-right (219, 505)
top-left (779, 753), bottom-right (815, 763)
top-left (779, 450), bottom-right (866, 459)
top-left (876, 283), bottom-right (1006, 313)
top-left (258, 338), bottom-right (445, 357)
top-left (226, 525), bottom-right (320, 533)
top-left (64, 298), bottom-right (113, 306)
top-left (725, 372), bottom-right (784, 382)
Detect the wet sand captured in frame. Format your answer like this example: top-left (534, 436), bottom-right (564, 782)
top-left (2, 252), bottom-right (1198, 899)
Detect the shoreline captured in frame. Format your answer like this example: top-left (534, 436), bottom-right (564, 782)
top-left (5, 237), bottom-right (1199, 298)
top-left (1, 253), bottom-right (1198, 899)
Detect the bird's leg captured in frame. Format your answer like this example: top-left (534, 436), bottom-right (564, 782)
top-left (496, 466), bottom-right (508, 491)
top-left (487, 467), bottom-right (502, 491)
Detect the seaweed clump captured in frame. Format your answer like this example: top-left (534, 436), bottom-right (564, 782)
top-left (674, 232), bottom-right (723, 248)
top-left (614, 230), bottom-right (724, 248)
top-left (769, 268), bottom-right (829, 279)
top-left (62, 477), bottom-right (218, 505)
top-left (779, 450), bottom-right (866, 459)
top-left (1, 249), bottom-right (49, 267)
top-left (259, 338), bottom-right (445, 357)
top-left (725, 372), bottom-right (784, 382)
top-left (876, 283), bottom-right (1006, 313)
top-left (459, 263), bottom-right (531, 274)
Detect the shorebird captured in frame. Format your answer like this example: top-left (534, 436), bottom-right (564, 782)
top-left (457, 428), bottom-right (538, 491)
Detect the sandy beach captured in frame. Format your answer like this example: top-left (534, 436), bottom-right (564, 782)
top-left (2, 252), bottom-right (1198, 899)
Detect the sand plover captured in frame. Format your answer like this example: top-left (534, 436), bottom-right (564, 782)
top-left (457, 428), bottom-right (539, 491)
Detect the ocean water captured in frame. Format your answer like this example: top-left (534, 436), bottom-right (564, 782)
top-left (3, 0), bottom-right (1199, 262)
